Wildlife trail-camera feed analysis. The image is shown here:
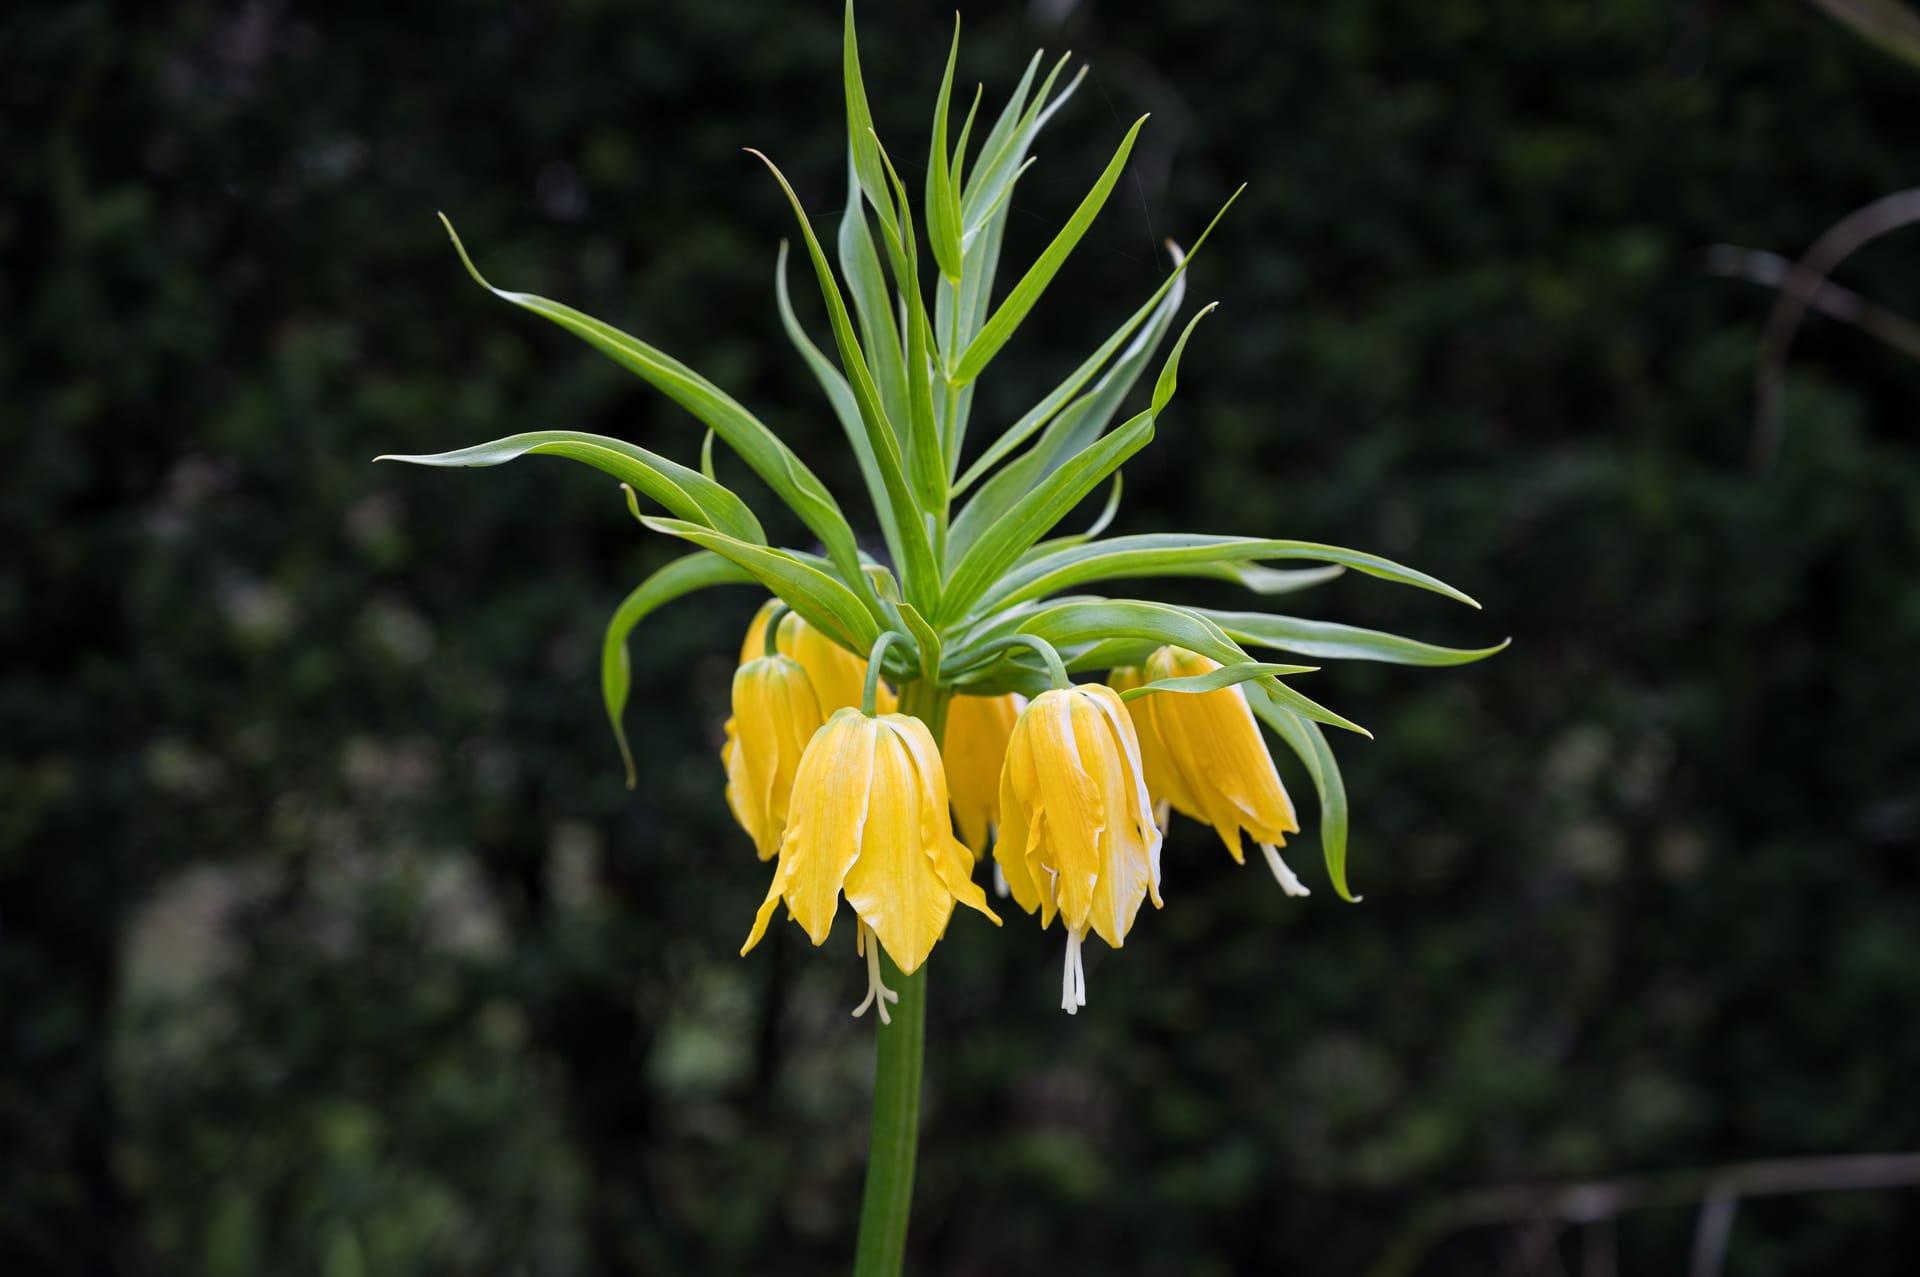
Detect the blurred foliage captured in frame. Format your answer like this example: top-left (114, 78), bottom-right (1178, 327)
top-left (5, 0), bottom-right (1919, 1273)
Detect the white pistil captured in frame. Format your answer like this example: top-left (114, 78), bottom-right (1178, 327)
top-left (1060, 929), bottom-right (1088, 1014)
top-left (1154, 800), bottom-right (1171, 832)
top-left (1260, 842), bottom-right (1312, 898)
top-left (851, 921), bottom-right (899, 1025)
top-left (992, 862), bottom-right (1010, 899)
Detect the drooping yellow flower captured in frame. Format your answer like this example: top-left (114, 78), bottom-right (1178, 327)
top-left (1128, 646), bottom-right (1309, 897)
top-left (743, 706), bottom-right (1000, 1020)
top-left (723, 653), bottom-right (824, 861)
top-left (995, 684), bottom-right (1162, 1013)
top-left (1107, 664), bottom-right (1191, 830)
top-left (739, 599), bottom-right (894, 715)
top-left (940, 691), bottom-right (1026, 858)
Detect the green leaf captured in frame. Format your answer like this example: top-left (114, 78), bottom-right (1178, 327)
top-left (960, 51), bottom-right (1082, 232)
top-left (947, 303), bottom-right (1214, 597)
top-left (1206, 610), bottom-right (1510, 666)
top-left (602, 552), bottom-right (756, 788)
top-left (377, 429), bottom-right (763, 546)
top-left (939, 410), bottom-right (1154, 623)
top-left (434, 216), bottom-right (869, 596)
top-left (1117, 661), bottom-right (1319, 700)
top-left (841, 0), bottom-right (902, 272)
top-left (950, 114), bottom-right (1149, 385)
top-left (637, 515), bottom-right (882, 655)
top-left (949, 82), bottom-right (983, 197)
top-left (1026, 471), bottom-right (1122, 557)
top-left (746, 152), bottom-right (941, 614)
top-left (977, 533), bottom-right (1484, 615)
top-left (955, 191), bottom-right (1242, 496)
top-left (1007, 598), bottom-right (1371, 736)
top-left (868, 134), bottom-right (948, 518)
top-left (837, 158), bottom-right (910, 435)
top-left (925, 15), bottom-right (965, 284)
top-left (1205, 563), bottom-right (1348, 595)
top-left (1245, 685), bottom-right (1357, 902)
top-left (775, 241), bottom-right (907, 571)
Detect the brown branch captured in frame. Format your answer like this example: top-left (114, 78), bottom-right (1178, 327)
top-left (1748, 189), bottom-right (1920, 470)
top-left (1365, 1152), bottom-right (1920, 1277)
top-left (1708, 245), bottom-right (1920, 362)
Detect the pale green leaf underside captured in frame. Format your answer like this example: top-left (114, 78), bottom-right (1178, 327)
top-left (1206, 611), bottom-right (1511, 666)
top-left (376, 430), bottom-right (763, 547)
top-left (1117, 661), bottom-right (1320, 700)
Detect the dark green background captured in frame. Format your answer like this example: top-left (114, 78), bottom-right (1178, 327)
top-left (7, 1), bottom-right (1919, 1273)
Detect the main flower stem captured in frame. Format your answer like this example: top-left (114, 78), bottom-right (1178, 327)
top-left (851, 678), bottom-right (949, 1277)
top-left (851, 948), bottom-right (924, 1277)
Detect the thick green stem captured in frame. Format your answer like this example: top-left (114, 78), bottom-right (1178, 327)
top-left (851, 678), bottom-right (949, 1277)
top-left (851, 951), bottom-right (925, 1277)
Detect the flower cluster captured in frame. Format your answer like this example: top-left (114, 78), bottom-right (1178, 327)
top-left (385, 5), bottom-right (1500, 1020)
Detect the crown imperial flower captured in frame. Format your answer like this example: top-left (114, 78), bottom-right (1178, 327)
top-left (742, 705), bottom-right (1000, 1021)
top-left (940, 691), bottom-right (1026, 858)
top-left (1123, 646), bottom-right (1309, 896)
top-left (723, 650), bottom-right (824, 861)
top-left (995, 683), bottom-right (1163, 1013)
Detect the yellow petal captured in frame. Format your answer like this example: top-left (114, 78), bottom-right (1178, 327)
top-left (1078, 685), bottom-right (1163, 946)
top-left (1111, 665), bottom-right (1200, 818)
top-left (889, 713), bottom-right (1002, 929)
top-left (1144, 647), bottom-right (1299, 857)
top-left (841, 718), bottom-right (960, 975)
top-left (1020, 690), bottom-right (1105, 932)
top-left (992, 715), bottom-right (1045, 918)
top-left (942, 692), bottom-right (1024, 856)
top-left (776, 708), bottom-right (875, 945)
top-left (724, 655), bottom-right (824, 860)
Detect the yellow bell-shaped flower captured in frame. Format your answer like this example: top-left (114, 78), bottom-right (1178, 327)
top-left (995, 684), bottom-right (1163, 1013)
top-left (1129, 646), bottom-right (1309, 897)
top-left (940, 692), bottom-right (1026, 858)
top-left (1107, 664), bottom-right (1191, 830)
top-left (739, 599), bottom-right (894, 715)
top-left (742, 706), bottom-right (1000, 1021)
top-left (723, 653), bottom-right (824, 861)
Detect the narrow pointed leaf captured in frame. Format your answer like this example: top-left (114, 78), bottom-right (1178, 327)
top-left (950, 301), bottom-right (1213, 575)
top-left (869, 134), bottom-right (948, 517)
top-left (951, 115), bottom-right (1149, 385)
top-left (434, 216), bottom-right (867, 592)
top-left (939, 410), bottom-right (1154, 623)
top-left (838, 159), bottom-right (910, 433)
top-left (842, 0), bottom-right (903, 272)
top-left (602, 552), bottom-right (756, 787)
top-left (775, 241), bottom-right (906, 569)
top-left (1206, 611), bottom-right (1511, 666)
top-left (637, 515), bottom-right (881, 654)
top-left (377, 429), bottom-right (763, 546)
top-left (926, 15), bottom-right (965, 283)
top-left (1246, 685), bottom-right (1357, 902)
top-left (747, 152), bottom-right (940, 613)
top-left (1117, 661), bottom-right (1320, 700)
top-left (977, 533), bottom-right (1483, 615)
top-left (956, 193), bottom-right (1244, 496)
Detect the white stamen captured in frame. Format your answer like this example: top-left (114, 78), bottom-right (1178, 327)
top-left (993, 862), bottom-right (1010, 898)
top-left (851, 921), bottom-right (896, 1025)
top-left (1061, 929), bottom-right (1088, 1014)
top-left (1154, 800), bottom-right (1171, 832)
top-left (1260, 843), bottom-right (1312, 898)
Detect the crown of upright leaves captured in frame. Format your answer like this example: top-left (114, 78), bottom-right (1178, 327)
top-left (380, 3), bottom-right (1504, 901)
